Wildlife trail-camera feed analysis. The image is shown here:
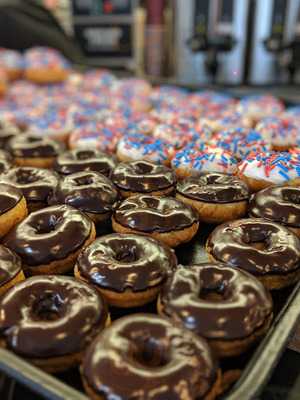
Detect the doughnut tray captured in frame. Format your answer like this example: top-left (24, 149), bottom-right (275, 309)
top-left (0, 225), bottom-right (300, 400)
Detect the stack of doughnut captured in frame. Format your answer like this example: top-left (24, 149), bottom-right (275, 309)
top-left (0, 46), bottom-right (300, 400)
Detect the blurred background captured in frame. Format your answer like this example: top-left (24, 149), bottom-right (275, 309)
top-left (1, 0), bottom-right (300, 89)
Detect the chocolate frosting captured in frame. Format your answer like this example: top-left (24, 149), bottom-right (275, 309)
top-left (0, 126), bottom-right (20, 149)
top-left (77, 233), bottom-right (177, 292)
top-left (0, 150), bottom-right (12, 174)
top-left (54, 149), bottom-right (116, 177)
top-left (249, 186), bottom-right (300, 227)
top-left (0, 245), bottom-right (22, 286)
top-left (0, 276), bottom-right (107, 358)
top-left (82, 314), bottom-right (217, 400)
top-left (207, 218), bottom-right (300, 275)
top-left (48, 171), bottom-right (118, 214)
top-left (160, 263), bottom-right (273, 340)
top-left (177, 172), bottom-right (249, 203)
top-left (112, 160), bottom-right (176, 193)
top-left (0, 183), bottom-right (23, 213)
top-left (4, 205), bottom-right (93, 266)
top-left (0, 167), bottom-right (59, 203)
top-left (7, 133), bottom-right (64, 158)
top-left (114, 195), bottom-right (199, 233)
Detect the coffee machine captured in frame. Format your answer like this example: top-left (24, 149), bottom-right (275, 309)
top-left (249, 0), bottom-right (300, 84)
top-left (174, 0), bottom-right (250, 85)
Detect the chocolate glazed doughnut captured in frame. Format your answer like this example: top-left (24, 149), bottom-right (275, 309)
top-left (158, 263), bottom-right (273, 357)
top-left (4, 205), bottom-right (96, 276)
top-left (54, 149), bottom-right (116, 177)
top-left (75, 233), bottom-right (177, 307)
top-left (112, 195), bottom-right (199, 247)
top-left (206, 218), bottom-right (300, 289)
top-left (0, 246), bottom-right (25, 296)
top-left (0, 183), bottom-right (28, 237)
top-left (81, 314), bottom-right (221, 400)
top-left (176, 172), bottom-right (249, 223)
top-left (0, 167), bottom-right (59, 212)
top-left (249, 186), bottom-right (300, 237)
top-left (0, 276), bottom-right (109, 373)
top-left (0, 149), bottom-right (12, 173)
top-left (7, 133), bottom-right (64, 168)
top-left (111, 160), bottom-right (176, 197)
top-left (48, 171), bottom-right (118, 224)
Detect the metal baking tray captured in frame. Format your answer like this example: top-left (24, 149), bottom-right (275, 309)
top-left (0, 223), bottom-right (300, 400)
top-left (0, 91), bottom-right (300, 400)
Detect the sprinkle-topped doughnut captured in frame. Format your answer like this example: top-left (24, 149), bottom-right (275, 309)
top-left (0, 48), bottom-right (24, 80)
top-left (24, 47), bottom-right (70, 70)
top-left (69, 122), bottom-right (124, 153)
top-left (238, 151), bottom-right (300, 187)
top-left (237, 94), bottom-right (285, 122)
top-left (256, 116), bottom-right (300, 150)
top-left (171, 146), bottom-right (238, 178)
top-left (211, 128), bottom-right (271, 159)
top-left (116, 133), bottom-right (172, 165)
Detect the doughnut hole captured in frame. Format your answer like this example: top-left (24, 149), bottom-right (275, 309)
top-left (131, 337), bottom-right (170, 368)
top-left (32, 292), bottom-right (64, 321)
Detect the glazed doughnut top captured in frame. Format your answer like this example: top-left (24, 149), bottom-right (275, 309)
top-left (0, 149), bottom-right (12, 173)
top-left (114, 195), bottom-right (198, 233)
top-left (0, 245), bottom-right (22, 286)
top-left (0, 167), bottom-right (59, 203)
top-left (54, 148), bottom-right (116, 177)
top-left (4, 205), bottom-right (93, 266)
top-left (111, 160), bottom-right (176, 193)
top-left (0, 276), bottom-right (107, 357)
top-left (49, 171), bottom-right (118, 214)
top-left (207, 218), bottom-right (300, 275)
top-left (249, 186), bottom-right (300, 227)
top-left (0, 183), bottom-right (23, 213)
top-left (82, 313), bottom-right (217, 400)
top-left (177, 172), bottom-right (249, 203)
top-left (77, 233), bottom-right (177, 292)
top-left (7, 133), bottom-right (64, 158)
top-left (159, 263), bottom-right (273, 340)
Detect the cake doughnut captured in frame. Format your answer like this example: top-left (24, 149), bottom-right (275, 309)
top-left (0, 276), bottom-right (109, 372)
top-left (0, 183), bottom-right (28, 238)
top-left (249, 186), bottom-right (300, 237)
top-left (255, 116), bottom-right (300, 150)
top-left (0, 68), bottom-right (7, 97)
top-left (0, 48), bottom-right (24, 80)
top-left (171, 147), bottom-right (238, 179)
top-left (112, 195), bottom-right (199, 247)
top-left (237, 152), bottom-right (300, 192)
top-left (7, 133), bottom-right (64, 168)
top-left (69, 122), bottom-right (123, 154)
top-left (24, 47), bottom-right (70, 84)
top-left (0, 167), bottom-right (59, 212)
top-left (116, 134), bottom-right (172, 165)
top-left (158, 263), bottom-right (273, 358)
top-left (0, 150), bottom-right (12, 173)
top-left (237, 95), bottom-right (285, 124)
top-left (111, 160), bottom-right (176, 198)
top-left (206, 218), bottom-right (300, 289)
top-left (176, 172), bottom-right (249, 224)
top-left (4, 205), bottom-right (96, 276)
top-left (210, 128), bottom-right (271, 160)
top-left (0, 246), bottom-right (25, 296)
top-left (48, 171), bottom-right (118, 224)
top-left (81, 314), bottom-right (221, 400)
top-left (199, 110), bottom-right (252, 133)
top-left (54, 148), bottom-right (116, 177)
top-left (75, 233), bottom-right (177, 308)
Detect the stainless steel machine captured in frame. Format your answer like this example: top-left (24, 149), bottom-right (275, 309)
top-left (175, 0), bottom-right (250, 85)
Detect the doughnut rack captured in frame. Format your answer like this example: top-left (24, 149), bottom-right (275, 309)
top-left (1, 226), bottom-right (300, 400)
